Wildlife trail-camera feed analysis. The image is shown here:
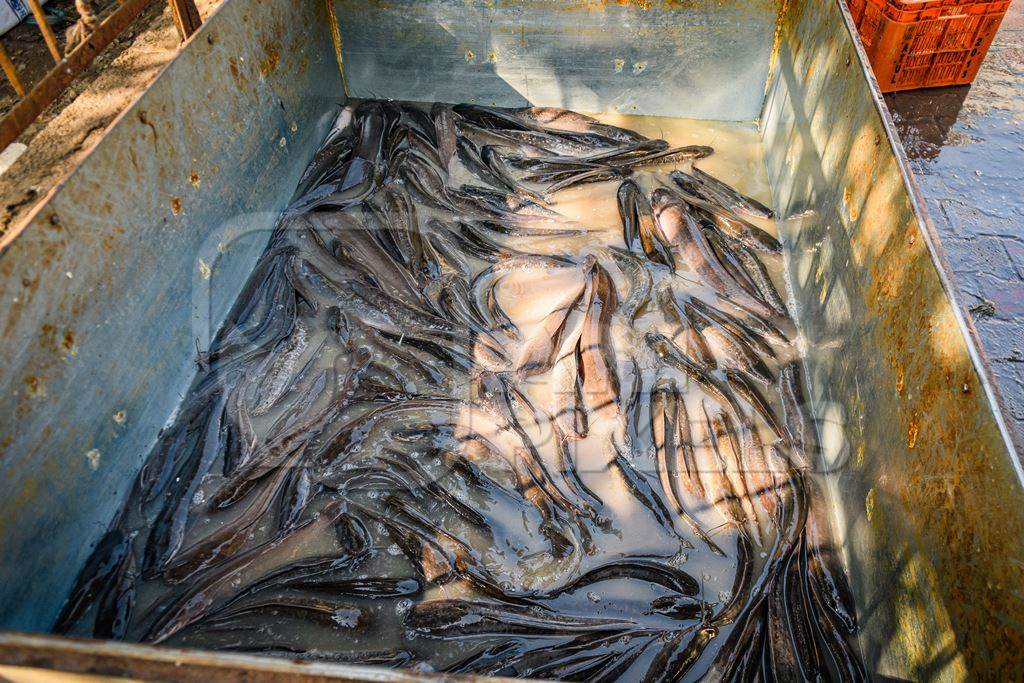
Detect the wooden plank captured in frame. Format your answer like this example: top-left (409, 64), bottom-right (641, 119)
top-left (25, 0), bottom-right (63, 64)
top-left (0, 0), bottom-right (154, 151)
top-left (0, 43), bottom-right (25, 98)
top-left (167, 0), bottom-right (202, 41)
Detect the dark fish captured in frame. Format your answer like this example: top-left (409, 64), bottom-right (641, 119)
top-left (509, 138), bottom-right (669, 170)
top-left (325, 305), bottom-right (351, 346)
top-left (431, 102), bottom-right (458, 170)
top-left (548, 557), bottom-right (699, 598)
top-left (474, 217), bottom-right (585, 238)
top-left (516, 261), bottom-right (591, 378)
top-left (405, 599), bottom-right (636, 639)
top-left (733, 242), bottom-right (789, 318)
top-left (144, 501), bottom-right (352, 643)
top-left (513, 106), bottom-right (651, 145)
top-left (725, 368), bottom-right (786, 439)
top-left (618, 180), bottom-right (642, 252)
top-left (202, 593), bottom-right (367, 630)
top-left (652, 188), bottom-right (773, 316)
top-left (93, 552), bottom-right (137, 640)
top-left (452, 103), bottom-right (535, 132)
top-left (54, 527), bottom-right (132, 634)
top-left (692, 165), bottom-right (774, 219)
top-left (551, 339), bottom-right (588, 440)
top-left (397, 158), bottom-right (451, 214)
top-left (655, 283), bottom-right (716, 368)
top-left (609, 145), bottom-right (713, 170)
top-left (454, 220), bottom-right (527, 263)
top-left (650, 380), bottom-right (724, 555)
top-left (278, 465), bottom-right (318, 532)
top-left (701, 222), bottom-right (768, 303)
top-left (579, 263), bottom-right (621, 419)
top-left (642, 626), bottom-right (718, 683)
top-left (460, 121), bottom-right (604, 157)
top-left (647, 595), bottom-right (704, 620)
top-left (669, 171), bottom-right (782, 254)
top-left (609, 248), bottom-right (653, 323)
top-left (141, 393), bottom-right (224, 578)
top-left (645, 332), bottom-right (745, 418)
top-left (685, 299), bottom-right (774, 384)
top-left (481, 145), bottom-right (545, 200)
top-left (544, 166), bottom-right (631, 195)
top-left (699, 403), bottom-right (756, 536)
top-left (689, 295), bottom-right (778, 360)
top-left (609, 445), bottom-right (693, 548)
top-left (287, 104), bottom-right (384, 213)
top-left (778, 362), bottom-right (816, 469)
top-left (163, 444), bottom-right (301, 584)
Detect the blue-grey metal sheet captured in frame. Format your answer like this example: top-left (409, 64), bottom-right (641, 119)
top-left (334, 0), bottom-right (780, 121)
top-left (0, 0), bottom-right (342, 631)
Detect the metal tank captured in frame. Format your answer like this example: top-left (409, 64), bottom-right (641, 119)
top-left (0, 0), bottom-right (1020, 679)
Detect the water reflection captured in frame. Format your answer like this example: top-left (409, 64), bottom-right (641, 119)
top-left (884, 86), bottom-right (970, 162)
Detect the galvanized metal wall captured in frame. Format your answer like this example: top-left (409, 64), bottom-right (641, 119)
top-left (332, 0), bottom-right (780, 122)
top-left (0, 0), bottom-right (342, 631)
top-left (761, 0), bottom-right (1024, 677)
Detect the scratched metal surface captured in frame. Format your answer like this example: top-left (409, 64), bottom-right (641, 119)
top-left (332, 0), bottom-right (780, 121)
top-left (0, 0), bottom-right (342, 632)
top-left (762, 0), bottom-right (1024, 678)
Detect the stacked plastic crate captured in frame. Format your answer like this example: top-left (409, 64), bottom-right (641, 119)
top-left (847, 0), bottom-right (1011, 91)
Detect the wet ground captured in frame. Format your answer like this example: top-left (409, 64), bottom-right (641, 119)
top-left (884, 1), bottom-right (1024, 454)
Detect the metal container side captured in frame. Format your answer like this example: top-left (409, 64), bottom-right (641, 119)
top-left (0, 0), bottom-right (344, 632)
top-left (332, 0), bottom-right (780, 122)
top-left (762, 0), bottom-right (1024, 677)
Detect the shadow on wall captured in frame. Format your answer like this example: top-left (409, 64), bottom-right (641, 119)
top-left (332, 0), bottom-right (776, 121)
top-left (764, 11), bottom-right (1024, 680)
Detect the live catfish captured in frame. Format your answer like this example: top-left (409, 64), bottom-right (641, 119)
top-left (58, 101), bottom-right (864, 681)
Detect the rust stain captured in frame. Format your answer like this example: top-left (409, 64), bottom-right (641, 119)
top-left (39, 323), bottom-right (58, 355)
top-left (906, 414), bottom-right (919, 449)
top-left (562, 0), bottom-right (695, 9)
top-left (859, 130), bottom-right (1024, 674)
top-left (228, 58), bottom-right (245, 92)
top-left (258, 41), bottom-right (281, 76)
top-left (61, 329), bottom-right (76, 356)
top-left (805, 53), bottom-right (819, 80)
top-left (3, 272), bottom-right (36, 338)
top-left (170, 196), bottom-right (183, 216)
top-left (189, 168), bottom-right (201, 189)
top-left (23, 375), bottom-right (45, 398)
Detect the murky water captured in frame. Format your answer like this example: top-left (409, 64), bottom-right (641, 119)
top-left (55, 102), bottom-right (863, 680)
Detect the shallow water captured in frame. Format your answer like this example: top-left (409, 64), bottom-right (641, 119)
top-left (56, 101), bottom-right (863, 680)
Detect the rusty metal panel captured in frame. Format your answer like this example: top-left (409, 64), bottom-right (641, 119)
top-left (0, 632), bottom-right (467, 682)
top-left (0, 0), bottom-right (342, 632)
top-left (332, 0), bottom-right (780, 121)
top-left (761, 0), bottom-right (1024, 678)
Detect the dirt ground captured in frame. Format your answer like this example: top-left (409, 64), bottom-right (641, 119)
top-left (0, 0), bottom-right (223, 236)
top-left (0, 0), bottom-right (78, 115)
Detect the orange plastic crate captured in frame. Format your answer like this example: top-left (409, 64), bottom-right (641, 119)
top-left (846, 0), bottom-right (1011, 92)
